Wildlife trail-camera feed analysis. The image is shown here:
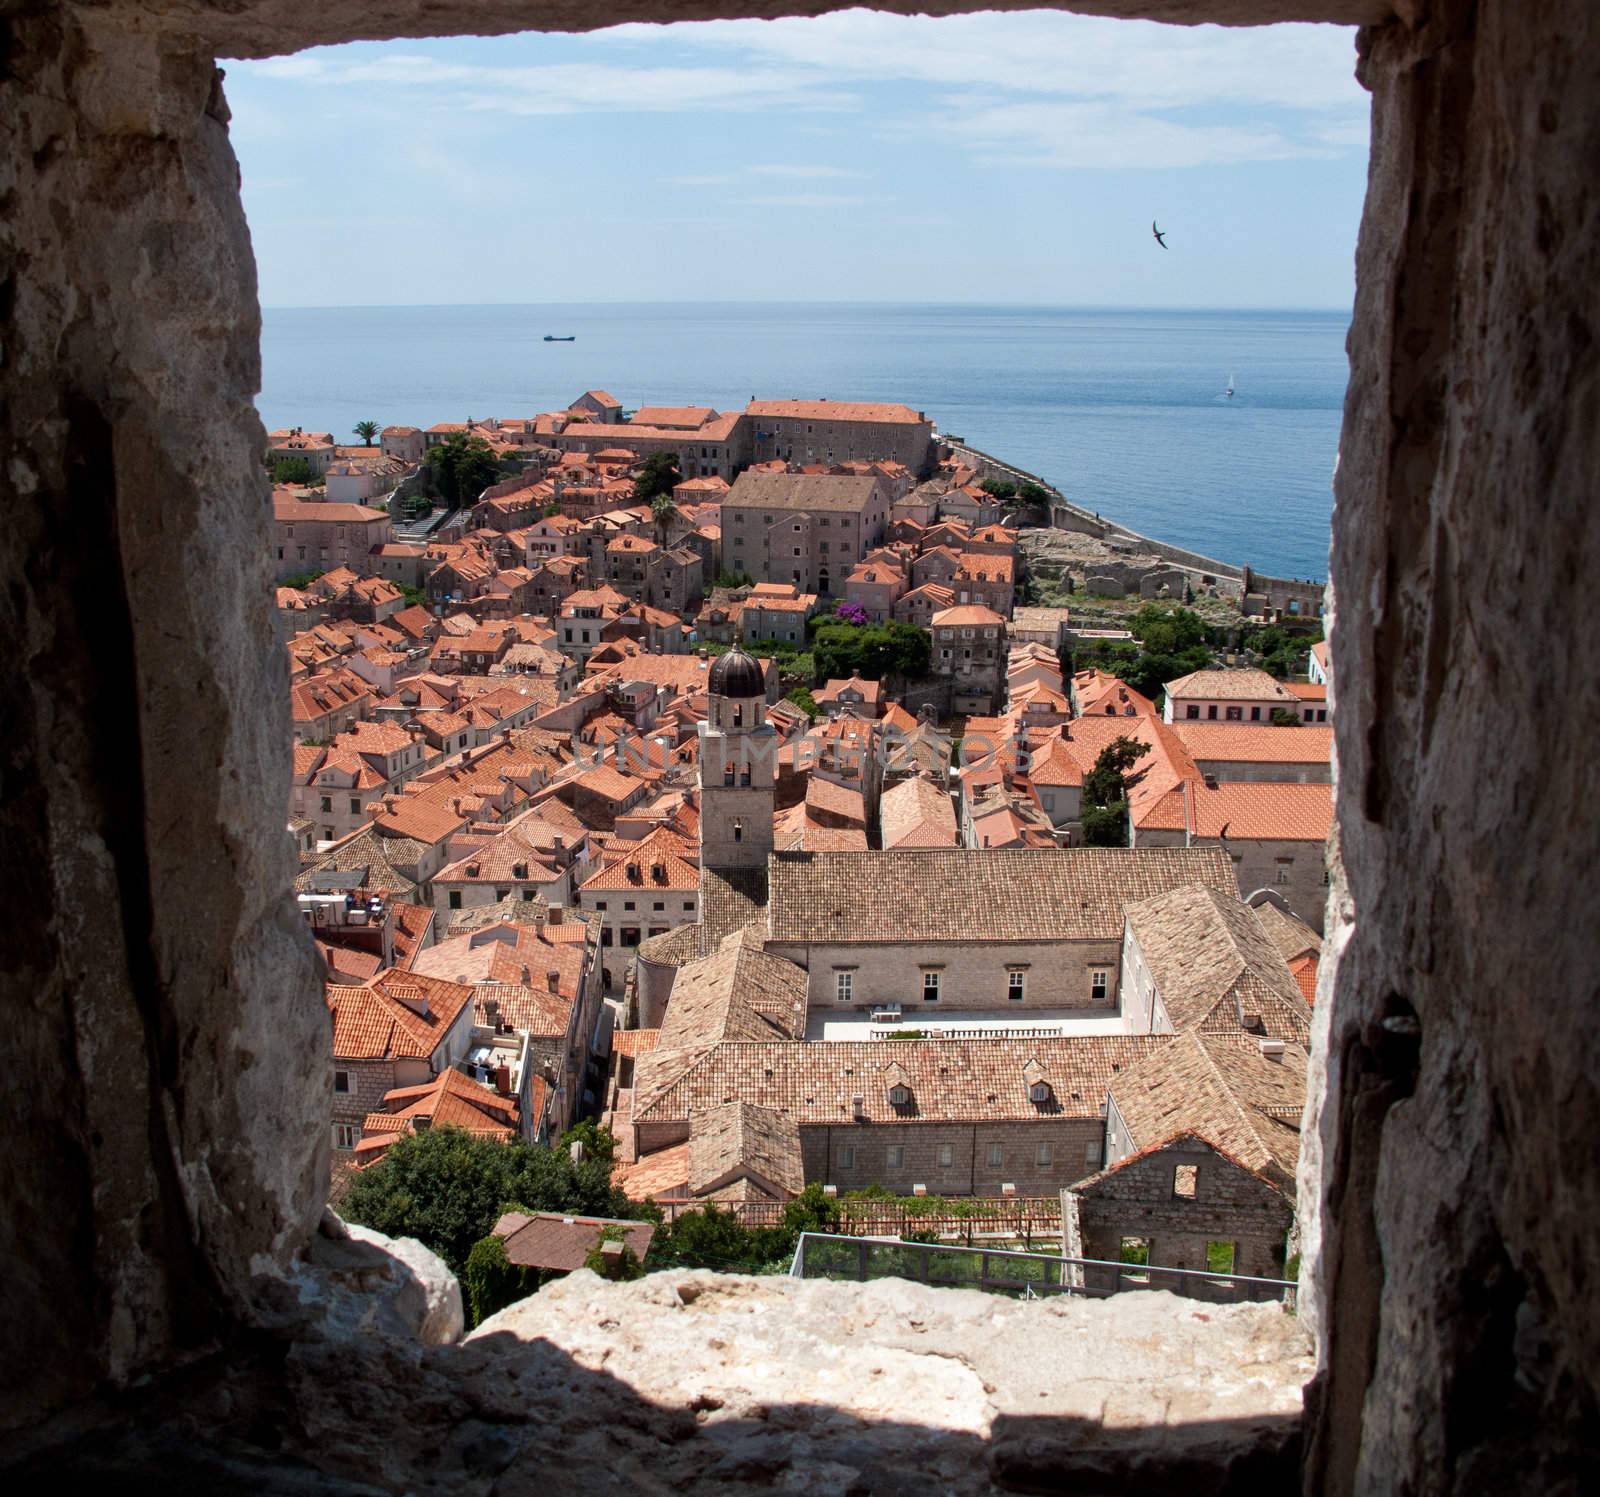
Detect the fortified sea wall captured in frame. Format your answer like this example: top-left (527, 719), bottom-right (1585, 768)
top-left (942, 438), bottom-right (1324, 606)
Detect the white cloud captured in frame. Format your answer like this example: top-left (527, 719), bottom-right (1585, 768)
top-left (229, 13), bottom-right (1366, 172)
top-left (745, 193), bottom-right (872, 208)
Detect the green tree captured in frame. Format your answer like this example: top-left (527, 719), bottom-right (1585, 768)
top-left (272, 455), bottom-right (314, 485)
top-left (340, 1124), bottom-right (639, 1275)
top-left (784, 685), bottom-right (820, 722)
top-left (278, 570), bottom-right (324, 591)
top-left (813, 622), bottom-right (930, 683)
top-left (428, 433), bottom-right (501, 511)
top-left (633, 451), bottom-right (681, 505)
top-left (463, 1231), bottom-right (541, 1328)
top-left (1271, 708), bottom-right (1303, 727)
top-left (650, 492), bottom-right (677, 547)
top-left (1129, 602), bottom-right (1209, 657)
top-left (558, 1120), bottom-right (618, 1166)
top-left (353, 420), bottom-right (380, 447)
top-left (979, 477), bottom-right (1018, 501)
top-left (1080, 735), bottom-right (1151, 848)
top-left (1016, 480), bottom-right (1050, 510)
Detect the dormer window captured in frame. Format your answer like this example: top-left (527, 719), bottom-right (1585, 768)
top-left (1029, 1080), bottom-right (1053, 1104)
top-left (888, 1083), bottom-right (911, 1106)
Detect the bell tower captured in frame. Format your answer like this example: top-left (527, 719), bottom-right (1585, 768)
top-left (698, 646), bottom-right (776, 871)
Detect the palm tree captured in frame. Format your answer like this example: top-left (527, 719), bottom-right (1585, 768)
top-left (651, 493), bottom-right (676, 548)
top-left (353, 420), bottom-right (379, 447)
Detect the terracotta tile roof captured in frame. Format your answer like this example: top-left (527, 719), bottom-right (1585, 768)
top-left (1141, 779), bottom-right (1334, 842)
top-left (638, 1034), bottom-right (1167, 1127)
top-left (773, 804), bottom-right (870, 852)
top-left (1124, 885), bottom-right (1311, 1044)
top-left (879, 775), bottom-right (959, 849)
top-left (611, 1143), bottom-right (691, 1202)
top-left (635, 927), bottom-right (807, 1111)
top-left (492, 1211), bottom-right (656, 1272)
top-left (630, 406), bottom-right (715, 429)
top-left (1163, 668), bottom-right (1299, 703)
top-left (746, 400), bottom-right (925, 424)
top-left (1108, 1031), bottom-right (1308, 1187)
top-left (1284, 681), bottom-right (1329, 701)
top-left (725, 471), bottom-right (883, 514)
top-left (295, 825), bottom-right (422, 900)
top-left (956, 553), bottom-right (1016, 582)
top-left (1171, 722), bottom-right (1333, 763)
top-left (580, 825), bottom-right (700, 892)
top-left (1289, 953), bottom-right (1320, 1007)
top-left (328, 969), bottom-right (475, 1061)
top-left (766, 846), bottom-right (1234, 945)
top-left (687, 1101), bottom-right (804, 1198)
top-left (1250, 900), bottom-right (1323, 963)
top-left (612, 1028), bottom-right (661, 1058)
top-left (357, 1068), bottom-right (519, 1161)
top-left (815, 675), bottom-right (882, 705)
top-left (1073, 669), bottom-right (1157, 719)
top-left (274, 497), bottom-right (389, 523)
top-left (804, 776), bottom-right (867, 824)
top-left (931, 604), bottom-right (1005, 627)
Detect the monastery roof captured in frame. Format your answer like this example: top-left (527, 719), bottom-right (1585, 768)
top-left (638, 1034), bottom-right (1167, 1127)
top-left (724, 471), bottom-right (882, 513)
top-left (687, 1101), bottom-right (804, 1199)
top-left (1124, 885), bottom-right (1312, 1043)
top-left (746, 399), bottom-right (925, 424)
top-left (766, 846), bottom-right (1234, 945)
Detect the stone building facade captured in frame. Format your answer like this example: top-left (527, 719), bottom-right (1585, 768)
top-left (273, 496), bottom-right (393, 580)
top-left (721, 471), bottom-right (889, 594)
top-left (745, 400), bottom-right (935, 476)
top-left (1069, 1135), bottom-right (1292, 1281)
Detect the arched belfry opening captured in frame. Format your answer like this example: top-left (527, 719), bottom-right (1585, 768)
top-left (1, 2), bottom-right (1595, 1493)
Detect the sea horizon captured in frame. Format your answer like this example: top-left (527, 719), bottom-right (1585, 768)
top-left (260, 302), bottom-right (1347, 580)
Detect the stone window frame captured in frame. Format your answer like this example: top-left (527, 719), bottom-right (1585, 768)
top-left (936, 1143), bottom-right (954, 1168)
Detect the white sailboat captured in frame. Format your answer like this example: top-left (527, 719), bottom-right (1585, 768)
top-left (1225, 372), bottom-right (1236, 399)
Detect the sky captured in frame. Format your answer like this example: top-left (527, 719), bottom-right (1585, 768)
top-left (224, 10), bottom-right (1369, 310)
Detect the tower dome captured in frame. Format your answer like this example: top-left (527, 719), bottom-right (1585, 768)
top-left (708, 646), bottom-right (764, 699)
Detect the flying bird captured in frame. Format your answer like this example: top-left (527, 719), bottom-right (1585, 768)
top-left (1152, 221), bottom-right (1169, 249)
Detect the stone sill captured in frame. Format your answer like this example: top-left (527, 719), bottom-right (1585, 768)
top-left (8, 1255), bottom-right (1310, 1495)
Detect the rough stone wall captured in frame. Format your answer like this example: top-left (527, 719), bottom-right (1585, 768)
top-left (0, 7), bottom-right (327, 1429)
top-left (802, 1118), bottom-right (1106, 1195)
top-left (1303, 1), bottom-right (1600, 1492)
top-left (1074, 1140), bottom-right (1291, 1279)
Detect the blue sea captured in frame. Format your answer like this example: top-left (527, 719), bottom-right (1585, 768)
top-left (259, 303), bottom-right (1348, 581)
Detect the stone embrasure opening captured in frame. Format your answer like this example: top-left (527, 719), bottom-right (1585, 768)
top-left (3, 2), bottom-right (1596, 1495)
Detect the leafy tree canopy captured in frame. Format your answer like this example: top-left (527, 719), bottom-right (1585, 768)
top-left (428, 433), bottom-right (501, 510)
top-left (1129, 602), bottom-right (1210, 657)
top-left (1080, 735), bottom-right (1151, 847)
top-left (339, 1124), bottom-right (640, 1275)
top-left (813, 621), bottom-right (930, 683)
top-left (272, 455), bottom-right (315, 486)
top-left (979, 477), bottom-right (1018, 500)
top-left (633, 451), bottom-right (682, 504)
top-left (784, 685), bottom-right (820, 722)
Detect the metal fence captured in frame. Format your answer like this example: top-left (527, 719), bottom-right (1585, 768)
top-left (789, 1232), bottom-right (1297, 1310)
top-left (650, 1197), bottom-right (1063, 1243)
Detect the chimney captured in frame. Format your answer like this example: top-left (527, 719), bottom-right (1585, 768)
top-left (851, 1094), bottom-right (866, 1119)
top-left (1001, 1182), bottom-right (1017, 1198)
top-left (1259, 1038), bottom-right (1286, 1062)
top-left (520, 964), bottom-right (530, 984)
top-left (547, 906), bottom-right (564, 926)
top-left (1204, 773), bottom-right (1218, 790)
top-left (496, 1063), bottom-right (512, 1094)
top-left (546, 969), bottom-right (561, 993)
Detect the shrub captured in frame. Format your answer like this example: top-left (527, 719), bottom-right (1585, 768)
top-left (463, 1230), bottom-right (541, 1328)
